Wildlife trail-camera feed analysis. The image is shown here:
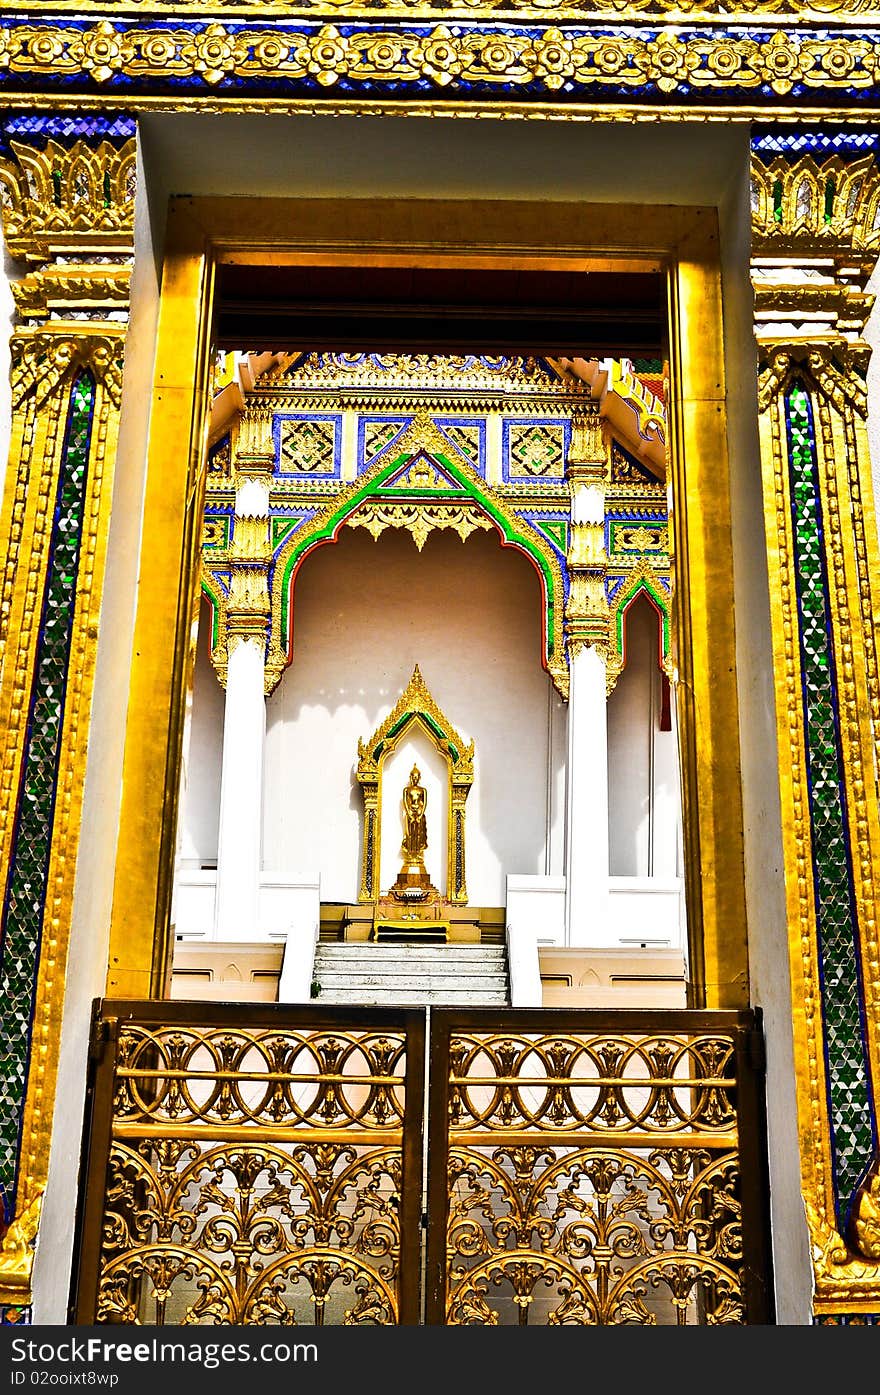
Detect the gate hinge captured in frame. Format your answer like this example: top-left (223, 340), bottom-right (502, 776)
top-left (89, 1015), bottom-right (119, 1064)
top-left (747, 1024), bottom-right (766, 1074)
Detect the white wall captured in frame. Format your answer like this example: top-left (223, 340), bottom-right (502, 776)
top-left (263, 526), bottom-right (558, 906)
top-left (177, 593), bottom-right (224, 867)
top-left (608, 596), bottom-right (681, 879)
top-left (380, 734), bottom-right (449, 898)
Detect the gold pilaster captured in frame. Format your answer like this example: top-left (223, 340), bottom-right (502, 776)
top-left (752, 148), bottom-right (880, 1315)
top-left (0, 131), bottom-right (135, 1307)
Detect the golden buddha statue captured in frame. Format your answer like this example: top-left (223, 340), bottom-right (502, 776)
top-left (390, 764), bottom-right (438, 904)
top-left (402, 765), bottom-right (428, 864)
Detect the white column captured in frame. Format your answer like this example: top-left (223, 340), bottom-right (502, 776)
top-left (565, 644), bottom-right (610, 945)
top-left (564, 416), bottom-right (610, 946)
top-left (215, 635), bottom-right (266, 938)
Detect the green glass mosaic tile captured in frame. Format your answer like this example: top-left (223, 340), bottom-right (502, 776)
top-left (785, 381), bottom-right (875, 1222)
top-left (0, 374), bottom-right (94, 1223)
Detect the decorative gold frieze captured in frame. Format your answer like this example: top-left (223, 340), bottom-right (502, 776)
top-left (565, 415), bottom-right (610, 660)
top-left (1, 21), bottom-right (880, 104)
top-left (346, 500), bottom-right (494, 551)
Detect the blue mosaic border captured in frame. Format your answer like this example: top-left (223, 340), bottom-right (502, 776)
top-left (752, 129), bottom-right (880, 158)
top-left (273, 412), bottom-right (343, 480)
top-left (501, 417), bottom-right (570, 484)
top-left (357, 415), bottom-right (409, 470)
top-left (0, 374), bottom-right (95, 1226)
top-left (0, 111), bottom-right (135, 159)
top-left (435, 418), bottom-right (486, 480)
top-left (814, 1313), bottom-right (880, 1325)
top-left (784, 380), bottom-right (876, 1232)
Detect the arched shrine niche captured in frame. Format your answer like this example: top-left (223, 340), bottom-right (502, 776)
top-left (262, 525), bottom-right (562, 909)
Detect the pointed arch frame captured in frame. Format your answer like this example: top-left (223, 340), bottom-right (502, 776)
top-left (356, 665), bottom-right (474, 906)
top-left (268, 413), bottom-right (569, 698)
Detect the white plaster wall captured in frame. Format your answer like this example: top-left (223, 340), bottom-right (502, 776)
top-left (177, 593), bottom-right (224, 867)
top-left (608, 596), bottom-right (653, 876)
top-left (263, 527), bottom-right (556, 906)
top-left (608, 596), bottom-right (681, 878)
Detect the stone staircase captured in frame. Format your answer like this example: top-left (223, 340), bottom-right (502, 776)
top-left (311, 942), bottom-right (510, 1007)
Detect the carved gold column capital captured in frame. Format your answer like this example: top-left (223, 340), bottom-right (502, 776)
top-left (751, 150), bottom-right (880, 373)
top-left (234, 402), bottom-right (275, 477)
top-left (216, 513), bottom-right (271, 683)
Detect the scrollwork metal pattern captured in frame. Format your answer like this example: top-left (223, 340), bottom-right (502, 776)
top-left (441, 1026), bottom-right (752, 1324)
top-left (86, 1018), bottom-right (412, 1325)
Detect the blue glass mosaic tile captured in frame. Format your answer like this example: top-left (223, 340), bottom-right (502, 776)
top-left (0, 374), bottom-right (95, 1224)
top-left (785, 381), bottom-right (876, 1230)
top-left (752, 130), bottom-right (880, 158)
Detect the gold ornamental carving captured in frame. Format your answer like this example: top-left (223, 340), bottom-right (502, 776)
top-left (264, 407), bottom-right (570, 700)
top-left (3, 21), bottom-right (880, 105)
top-left (356, 666), bottom-right (473, 907)
top-left (0, 1193), bottom-right (43, 1304)
top-left (752, 145), bottom-right (880, 1316)
top-left (346, 500), bottom-right (494, 551)
top-left (76, 1018), bottom-right (413, 1325)
top-left (0, 133), bottom-right (135, 1308)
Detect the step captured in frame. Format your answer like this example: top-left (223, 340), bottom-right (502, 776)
top-left (314, 946), bottom-right (506, 960)
top-left (316, 982), bottom-right (510, 1004)
top-left (314, 989), bottom-right (510, 1006)
top-left (314, 962), bottom-right (507, 979)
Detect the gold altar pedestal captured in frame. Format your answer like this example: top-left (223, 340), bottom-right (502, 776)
top-left (371, 895), bottom-right (448, 943)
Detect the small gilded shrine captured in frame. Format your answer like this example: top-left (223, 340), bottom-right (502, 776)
top-left (356, 665), bottom-right (475, 943)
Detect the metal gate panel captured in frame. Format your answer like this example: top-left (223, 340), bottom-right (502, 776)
top-left (72, 1000), bottom-right (425, 1325)
top-left (425, 1009), bottom-right (772, 1325)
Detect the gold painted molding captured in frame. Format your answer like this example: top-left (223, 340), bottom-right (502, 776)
top-left (106, 194), bottom-right (747, 1017)
top-left (0, 20), bottom-right (877, 106)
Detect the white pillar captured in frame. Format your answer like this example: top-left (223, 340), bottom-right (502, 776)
top-left (564, 416), bottom-right (611, 947)
top-left (565, 644), bottom-right (610, 945)
top-left (214, 635), bottom-right (266, 938)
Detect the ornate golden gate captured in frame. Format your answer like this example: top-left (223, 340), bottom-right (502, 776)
top-left (72, 1002), bottom-right (771, 1325)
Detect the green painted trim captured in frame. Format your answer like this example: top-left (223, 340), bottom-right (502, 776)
top-left (279, 449), bottom-right (559, 659)
top-left (615, 577), bottom-right (670, 658)
top-left (200, 575), bottom-right (224, 651)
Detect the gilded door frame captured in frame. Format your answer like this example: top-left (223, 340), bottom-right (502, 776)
top-left (105, 194), bottom-right (747, 1012)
